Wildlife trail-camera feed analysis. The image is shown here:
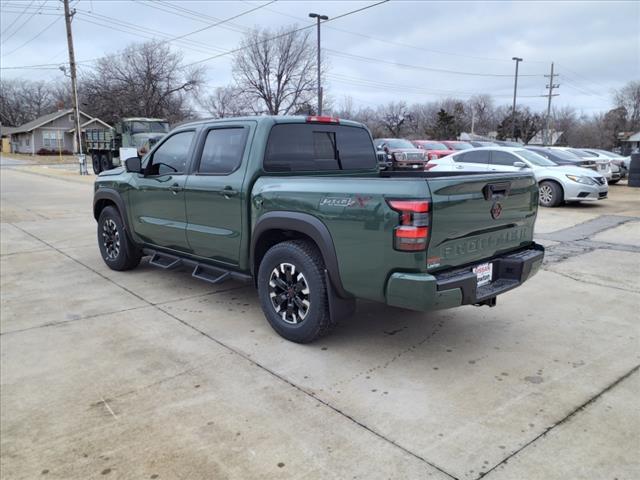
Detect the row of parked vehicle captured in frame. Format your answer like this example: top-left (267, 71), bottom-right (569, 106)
top-left (374, 138), bottom-right (631, 207)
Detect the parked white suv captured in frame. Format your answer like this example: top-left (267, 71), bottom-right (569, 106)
top-left (428, 147), bottom-right (608, 207)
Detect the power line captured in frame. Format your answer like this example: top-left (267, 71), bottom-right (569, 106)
top-left (2, 15), bottom-right (62, 57)
top-left (328, 72), bottom-right (544, 98)
top-left (183, 0), bottom-right (390, 68)
top-left (326, 49), bottom-right (545, 78)
top-left (240, 0), bottom-right (550, 65)
top-left (2, 0), bottom-right (46, 43)
top-left (1, 0), bottom-right (37, 40)
top-left (134, 0), bottom-right (248, 35)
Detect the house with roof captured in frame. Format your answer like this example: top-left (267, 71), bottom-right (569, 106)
top-left (620, 131), bottom-right (640, 155)
top-left (7, 109), bottom-right (110, 155)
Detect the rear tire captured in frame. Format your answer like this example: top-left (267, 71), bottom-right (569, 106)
top-left (538, 180), bottom-right (563, 207)
top-left (92, 153), bottom-right (101, 175)
top-left (97, 206), bottom-right (141, 271)
top-left (100, 152), bottom-right (113, 172)
top-left (257, 240), bottom-right (333, 343)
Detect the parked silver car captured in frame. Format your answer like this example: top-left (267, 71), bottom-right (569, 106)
top-left (428, 147), bottom-right (608, 207)
top-left (549, 147), bottom-right (612, 180)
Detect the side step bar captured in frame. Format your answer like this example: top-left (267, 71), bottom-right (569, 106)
top-left (149, 252), bottom-right (181, 269)
top-left (192, 265), bottom-right (231, 285)
top-left (143, 248), bottom-right (251, 285)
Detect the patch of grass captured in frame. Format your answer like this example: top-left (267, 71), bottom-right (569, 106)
top-left (1, 153), bottom-right (78, 164)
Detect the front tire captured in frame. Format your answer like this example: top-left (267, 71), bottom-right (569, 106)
top-left (257, 240), bottom-right (333, 343)
top-left (538, 180), bottom-right (563, 207)
top-left (97, 206), bottom-right (141, 271)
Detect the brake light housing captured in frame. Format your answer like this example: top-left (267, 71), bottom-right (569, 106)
top-left (387, 199), bottom-right (430, 251)
top-left (306, 116), bottom-right (340, 124)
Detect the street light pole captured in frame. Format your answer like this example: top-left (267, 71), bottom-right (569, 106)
top-left (511, 56), bottom-right (523, 141)
top-left (309, 12), bottom-right (328, 115)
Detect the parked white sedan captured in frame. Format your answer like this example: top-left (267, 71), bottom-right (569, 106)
top-left (428, 147), bottom-right (608, 207)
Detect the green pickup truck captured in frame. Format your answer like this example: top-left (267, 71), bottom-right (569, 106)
top-left (93, 115), bottom-right (544, 343)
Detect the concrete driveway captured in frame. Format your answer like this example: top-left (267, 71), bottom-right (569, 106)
top-left (1, 165), bottom-right (639, 480)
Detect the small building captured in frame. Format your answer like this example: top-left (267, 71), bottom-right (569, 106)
top-left (527, 130), bottom-right (565, 146)
top-left (1, 125), bottom-right (17, 154)
top-left (7, 109), bottom-right (110, 155)
top-left (620, 131), bottom-right (640, 155)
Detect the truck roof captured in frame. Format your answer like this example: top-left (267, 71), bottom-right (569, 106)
top-left (178, 115), bottom-right (366, 130)
top-left (121, 117), bottom-right (168, 122)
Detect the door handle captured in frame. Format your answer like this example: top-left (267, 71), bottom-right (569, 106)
top-left (454, 164), bottom-right (464, 169)
top-left (169, 183), bottom-right (183, 195)
top-left (218, 186), bottom-right (239, 198)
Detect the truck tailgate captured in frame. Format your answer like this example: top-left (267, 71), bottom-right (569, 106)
top-left (425, 172), bottom-right (538, 271)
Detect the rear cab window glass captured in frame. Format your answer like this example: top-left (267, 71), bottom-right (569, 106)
top-left (264, 123), bottom-right (376, 172)
top-left (198, 128), bottom-right (249, 174)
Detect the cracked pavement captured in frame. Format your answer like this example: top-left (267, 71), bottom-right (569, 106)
top-left (1, 162), bottom-right (639, 479)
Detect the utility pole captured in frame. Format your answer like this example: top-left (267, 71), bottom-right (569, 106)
top-left (63, 0), bottom-right (86, 174)
top-left (511, 57), bottom-right (523, 141)
top-left (543, 62), bottom-right (560, 145)
top-left (309, 12), bottom-right (328, 115)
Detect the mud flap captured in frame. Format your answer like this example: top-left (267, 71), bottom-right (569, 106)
top-left (325, 270), bottom-right (355, 323)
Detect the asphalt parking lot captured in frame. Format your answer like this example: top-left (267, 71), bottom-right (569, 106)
top-left (1, 159), bottom-right (639, 480)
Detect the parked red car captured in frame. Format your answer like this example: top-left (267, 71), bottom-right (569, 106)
top-left (441, 140), bottom-right (474, 151)
top-left (412, 140), bottom-right (454, 160)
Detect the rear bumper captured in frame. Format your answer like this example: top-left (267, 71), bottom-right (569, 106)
top-left (385, 243), bottom-right (544, 311)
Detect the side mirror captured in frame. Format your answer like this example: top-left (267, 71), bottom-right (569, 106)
top-left (125, 156), bottom-right (142, 173)
top-left (513, 161), bottom-right (527, 168)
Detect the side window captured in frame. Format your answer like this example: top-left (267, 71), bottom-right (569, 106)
top-left (491, 151), bottom-right (519, 166)
top-left (198, 128), bottom-right (248, 174)
top-left (149, 130), bottom-right (194, 175)
top-left (456, 150), bottom-right (489, 164)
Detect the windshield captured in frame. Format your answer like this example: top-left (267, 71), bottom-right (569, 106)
top-left (515, 149), bottom-right (557, 166)
top-left (450, 142), bottom-right (473, 150)
top-left (596, 149), bottom-right (623, 158)
top-left (422, 142), bottom-right (448, 150)
top-left (131, 121), bottom-right (170, 134)
top-left (567, 148), bottom-right (592, 158)
top-left (546, 148), bottom-right (581, 161)
top-left (386, 139), bottom-right (416, 149)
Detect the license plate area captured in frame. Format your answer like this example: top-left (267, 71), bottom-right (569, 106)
top-left (472, 262), bottom-right (493, 286)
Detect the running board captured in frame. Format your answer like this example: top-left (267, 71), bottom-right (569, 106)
top-left (192, 265), bottom-right (231, 285)
top-left (149, 252), bottom-right (181, 269)
top-left (143, 248), bottom-right (252, 285)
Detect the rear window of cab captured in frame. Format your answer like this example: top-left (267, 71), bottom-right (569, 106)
top-left (264, 123), bottom-right (377, 172)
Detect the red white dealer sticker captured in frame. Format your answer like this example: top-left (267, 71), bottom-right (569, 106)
top-left (473, 263), bottom-right (493, 286)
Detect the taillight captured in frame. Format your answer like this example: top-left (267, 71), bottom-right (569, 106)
top-left (306, 116), bottom-right (340, 124)
top-left (387, 199), bottom-right (430, 251)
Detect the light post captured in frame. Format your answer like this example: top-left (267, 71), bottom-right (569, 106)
top-left (309, 12), bottom-right (328, 115)
top-left (511, 56), bottom-right (523, 141)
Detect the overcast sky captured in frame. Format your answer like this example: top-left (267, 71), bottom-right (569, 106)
top-left (1, 0), bottom-right (638, 115)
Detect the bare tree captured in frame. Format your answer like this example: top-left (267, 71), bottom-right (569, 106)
top-left (0, 78), bottom-right (55, 126)
top-left (377, 101), bottom-right (409, 137)
top-left (232, 26), bottom-right (318, 115)
top-left (201, 86), bottom-right (251, 118)
top-left (80, 41), bottom-right (204, 124)
top-left (613, 80), bottom-right (640, 130)
top-left (467, 94), bottom-right (495, 135)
